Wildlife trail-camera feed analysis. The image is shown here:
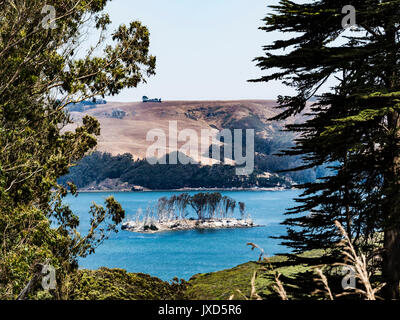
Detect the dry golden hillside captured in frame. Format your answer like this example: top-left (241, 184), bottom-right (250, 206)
top-left (66, 100), bottom-right (303, 163)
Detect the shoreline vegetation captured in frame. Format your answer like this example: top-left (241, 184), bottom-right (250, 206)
top-left (121, 192), bottom-right (256, 233)
top-left (77, 186), bottom-right (292, 193)
top-left (59, 150), bottom-right (311, 192)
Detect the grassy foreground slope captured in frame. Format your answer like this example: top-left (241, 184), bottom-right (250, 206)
top-left (71, 251), bottom-right (324, 300)
top-left (70, 268), bottom-right (188, 300)
top-left (186, 251), bottom-right (323, 300)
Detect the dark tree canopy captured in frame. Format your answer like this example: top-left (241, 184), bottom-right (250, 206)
top-left (253, 0), bottom-right (400, 299)
top-left (0, 0), bottom-right (155, 299)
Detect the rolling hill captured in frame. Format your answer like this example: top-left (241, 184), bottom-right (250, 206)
top-left (66, 100), bottom-right (304, 163)
top-left (61, 100), bottom-right (319, 190)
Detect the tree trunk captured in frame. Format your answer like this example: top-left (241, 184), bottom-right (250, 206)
top-left (17, 263), bottom-right (44, 300)
top-left (383, 228), bottom-right (400, 299)
top-left (383, 111), bottom-right (400, 299)
top-left (343, 152), bottom-right (352, 238)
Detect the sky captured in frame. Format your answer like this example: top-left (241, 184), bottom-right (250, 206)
top-left (102, 0), bottom-right (296, 102)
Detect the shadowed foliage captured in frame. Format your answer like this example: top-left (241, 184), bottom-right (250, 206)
top-left (253, 0), bottom-right (400, 299)
top-left (0, 0), bottom-right (155, 299)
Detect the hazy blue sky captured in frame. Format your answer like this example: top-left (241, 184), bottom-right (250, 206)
top-left (103, 0), bottom-right (296, 102)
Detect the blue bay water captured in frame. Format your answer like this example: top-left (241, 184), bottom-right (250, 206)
top-left (64, 190), bottom-right (300, 281)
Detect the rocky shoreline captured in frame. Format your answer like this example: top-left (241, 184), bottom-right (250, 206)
top-left (78, 186), bottom-right (292, 193)
top-left (121, 218), bottom-right (257, 233)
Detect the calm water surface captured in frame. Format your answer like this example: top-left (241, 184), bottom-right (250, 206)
top-left (64, 190), bottom-right (300, 280)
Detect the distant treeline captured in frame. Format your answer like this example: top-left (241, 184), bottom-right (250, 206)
top-left (59, 152), bottom-right (292, 190)
top-left (66, 99), bottom-right (107, 113)
top-left (59, 150), bottom-right (328, 190)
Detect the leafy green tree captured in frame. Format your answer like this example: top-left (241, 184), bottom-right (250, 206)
top-left (253, 0), bottom-right (400, 299)
top-left (0, 0), bottom-right (155, 299)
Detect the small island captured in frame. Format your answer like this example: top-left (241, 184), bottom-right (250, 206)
top-left (122, 192), bottom-right (256, 233)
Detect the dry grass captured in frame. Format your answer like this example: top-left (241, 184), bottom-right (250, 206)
top-left (312, 220), bottom-right (384, 300)
top-left (229, 271), bottom-right (263, 301)
top-left (240, 221), bottom-right (385, 301)
top-left (313, 268), bottom-right (334, 300)
top-left (273, 272), bottom-right (288, 300)
top-left (242, 242), bottom-right (288, 300)
top-left (247, 242), bottom-right (265, 262)
top-left (332, 220), bottom-right (385, 300)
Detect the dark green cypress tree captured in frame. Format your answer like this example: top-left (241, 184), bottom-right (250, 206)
top-left (252, 0), bottom-right (400, 299)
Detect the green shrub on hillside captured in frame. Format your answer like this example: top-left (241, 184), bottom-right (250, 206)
top-left (70, 268), bottom-right (188, 300)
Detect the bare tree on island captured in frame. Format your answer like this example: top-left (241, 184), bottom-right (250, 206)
top-left (123, 193), bottom-right (254, 233)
